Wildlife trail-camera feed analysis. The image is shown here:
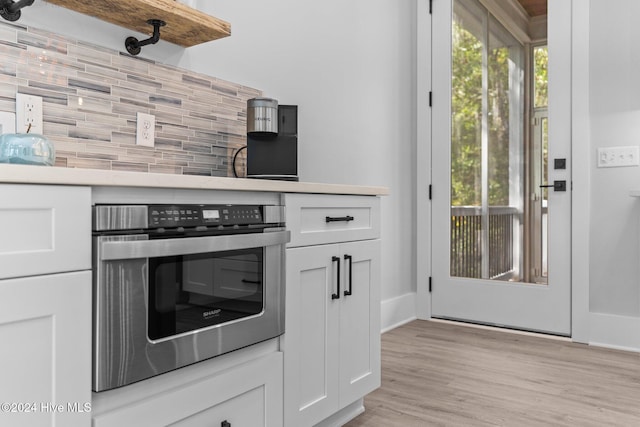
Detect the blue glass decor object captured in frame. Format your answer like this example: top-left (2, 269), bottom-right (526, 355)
top-left (0, 133), bottom-right (55, 166)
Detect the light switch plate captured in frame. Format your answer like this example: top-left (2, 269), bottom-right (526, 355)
top-left (597, 146), bottom-right (640, 168)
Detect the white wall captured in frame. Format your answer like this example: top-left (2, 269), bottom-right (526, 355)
top-left (589, 0), bottom-right (640, 316)
top-left (18, 0), bottom-right (417, 326)
top-left (584, 0), bottom-right (640, 350)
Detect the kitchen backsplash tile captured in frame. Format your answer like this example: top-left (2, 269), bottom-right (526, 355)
top-left (0, 21), bottom-right (256, 177)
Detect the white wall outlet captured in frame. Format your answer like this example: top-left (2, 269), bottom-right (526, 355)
top-left (136, 112), bottom-right (155, 147)
top-left (0, 112), bottom-right (16, 134)
top-left (16, 94), bottom-right (43, 134)
top-left (597, 146), bottom-right (640, 168)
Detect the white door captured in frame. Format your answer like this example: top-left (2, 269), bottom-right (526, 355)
top-left (431, 0), bottom-right (572, 335)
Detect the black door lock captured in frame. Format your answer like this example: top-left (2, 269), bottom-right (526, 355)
top-left (554, 158), bottom-right (567, 170)
top-left (540, 180), bottom-right (566, 192)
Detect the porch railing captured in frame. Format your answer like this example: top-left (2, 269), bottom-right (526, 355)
top-left (450, 206), bottom-right (519, 280)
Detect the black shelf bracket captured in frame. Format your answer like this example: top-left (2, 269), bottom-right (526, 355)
top-left (0, 0), bottom-right (35, 22)
top-left (125, 19), bottom-right (166, 56)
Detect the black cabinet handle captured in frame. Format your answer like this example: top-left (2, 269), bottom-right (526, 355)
top-left (221, 421), bottom-right (231, 427)
top-left (241, 279), bottom-right (261, 284)
top-left (344, 254), bottom-right (353, 296)
top-left (331, 256), bottom-right (341, 300)
top-left (326, 215), bottom-right (354, 223)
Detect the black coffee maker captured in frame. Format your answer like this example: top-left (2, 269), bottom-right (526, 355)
top-left (246, 97), bottom-right (298, 181)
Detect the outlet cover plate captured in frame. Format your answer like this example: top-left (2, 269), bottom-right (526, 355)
top-left (597, 146), bottom-right (640, 168)
top-left (16, 93), bottom-right (43, 134)
top-left (136, 112), bottom-right (155, 147)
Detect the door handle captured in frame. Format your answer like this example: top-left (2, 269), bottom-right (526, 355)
top-left (100, 230), bottom-right (290, 261)
top-left (344, 254), bottom-right (353, 296)
top-left (331, 256), bottom-right (341, 300)
top-left (539, 180), bottom-right (566, 192)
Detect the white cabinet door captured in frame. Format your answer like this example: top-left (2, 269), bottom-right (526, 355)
top-left (284, 244), bottom-right (341, 427)
top-left (284, 240), bottom-right (380, 427)
top-left (0, 271), bottom-right (92, 427)
top-left (339, 240), bottom-right (381, 406)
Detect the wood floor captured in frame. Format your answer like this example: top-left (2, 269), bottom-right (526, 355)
top-left (344, 320), bottom-right (640, 426)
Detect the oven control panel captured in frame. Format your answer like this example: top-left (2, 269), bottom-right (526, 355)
top-left (149, 205), bottom-right (263, 228)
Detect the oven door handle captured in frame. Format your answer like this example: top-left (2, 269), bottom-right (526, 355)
top-left (99, 230), bottom-right (290, 261)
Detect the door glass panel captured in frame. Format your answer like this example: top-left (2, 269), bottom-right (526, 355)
top-left (451, 0), bottom-right (524, 281)
top-left (531, 45), bottom-right (549, 284)
top-left (541, 116), bottom-right (548, 277)
top-left (538, 116), bottom-right (549, 283)
top-left (536, 46), bottom-right (549, 280)
top-left (534, 46), bottom-right (548, 108)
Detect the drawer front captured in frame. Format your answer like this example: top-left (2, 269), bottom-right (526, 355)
top-left (0, 184), bottom-right (91, 279)
top-left (170, 386), bottom-right (265, 427)
top-left (284, 194), bottom-right (380, 247)
top-left (92, 352), bottom-right (283, 427)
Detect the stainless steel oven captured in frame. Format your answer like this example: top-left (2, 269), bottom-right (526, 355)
top-left (92, 204), bottom-right (289, 392)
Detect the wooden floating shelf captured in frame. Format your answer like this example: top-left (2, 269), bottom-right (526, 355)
top-left (44, 0), bottom-right (231, 48)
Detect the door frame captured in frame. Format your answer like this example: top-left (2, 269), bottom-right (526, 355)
top-left (569, 1), bottom-right (590, 343)
top-left (416, 0), bottom-right (591, 340)
top-left (415, 0), bottom-right (432, 320)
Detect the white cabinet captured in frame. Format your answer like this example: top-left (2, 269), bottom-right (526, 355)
top-left (0, 272), bottom-right (92, 427)
top-left (92, 351), bottom-right (283, 427)
top-left (283, 194), bottom-right (381, 427)
top-left (0, 184), bottom-right (91, 427)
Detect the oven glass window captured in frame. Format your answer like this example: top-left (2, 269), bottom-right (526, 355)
top-left (148, 248), bottom-right (264, 340)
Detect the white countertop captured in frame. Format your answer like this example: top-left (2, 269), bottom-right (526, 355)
top-left (0, 164), bottom-right (388, 196)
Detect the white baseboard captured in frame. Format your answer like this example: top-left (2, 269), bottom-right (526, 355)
top-left (381, 292), bottom-right (417, 333)
top-left (588, 312), bottom-right (640, 352)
